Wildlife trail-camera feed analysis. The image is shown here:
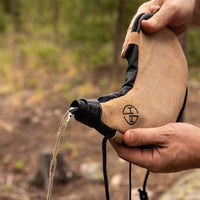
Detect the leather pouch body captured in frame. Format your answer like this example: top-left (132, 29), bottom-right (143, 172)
top-left (71, 13), bottom-right (188, 143)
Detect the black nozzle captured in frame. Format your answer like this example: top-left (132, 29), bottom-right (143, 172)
top-left (70, 99), bottom-right (116, 137)
top-left (70, 99), bottom-right (102, 128)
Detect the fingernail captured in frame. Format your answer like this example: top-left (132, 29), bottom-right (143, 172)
top-left (121, 48), bottom-right (125, 57)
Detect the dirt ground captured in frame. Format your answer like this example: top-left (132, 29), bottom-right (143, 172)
top-left (0, 72), bottom-right (199, 200)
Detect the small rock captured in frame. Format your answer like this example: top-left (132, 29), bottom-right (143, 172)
top-left (54, 109), bottom-right (62, 116)
top-left (35, 108), bottom-right (42, 115)
top-left (19, 113), bottom-right (32, 124)
top-left (45, 110), bottom-right (53, 117)
top-left (159, 169), bottom-right (200, 200)
top-left (31, 116), bottom-right (40, 124)
top-left (110, 174), bottom-right (123, 188)
top-left (80, 161), bottom-right (103, 183)
top-left (5, 173), bottom-right (14, 186)
top-left (28, 148), bottom-right (80, 190)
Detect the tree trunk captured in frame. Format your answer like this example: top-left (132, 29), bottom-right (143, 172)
top-left (12, 0), bottom-right (22, 32)
top-left (38, 0), bottom-right (44, 24)
top-left (52, 0), bottom-right (60, 34)
top-left (1, 0), bottom-right (12, 13)
top-left (113, 0), bottom-right (126, 68)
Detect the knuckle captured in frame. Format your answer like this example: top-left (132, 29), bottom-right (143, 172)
top-left (153, 14), bottom-right (162, 26)
top-left (140, 130), bottom-right (147, 143)
top-left (134, 129), bottom-right (147, 145)
top-left (163, 123), bottom-right (176, 132)
top-left (138, 2), bottom-right (151, 13)
top-left (169, 2), bottom-right (179, 13)
top-left (168, 2), bottom-right (182, 21)
top-left (156, 123), bottom-right (175, 143)
top-left (151, 5), bottom-right (160, 13)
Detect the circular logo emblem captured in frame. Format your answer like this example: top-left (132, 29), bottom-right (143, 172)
top-left (123, 105), bottom-right (138, 125)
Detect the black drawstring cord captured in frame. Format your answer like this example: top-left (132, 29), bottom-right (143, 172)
top-left (102, 133), bottom-right (115, 200)
top-left (102, 135), bottom-right (150, 200)
top-left (129, 163), bottom-right (132, 200)
top-left (138, 170), bottom-right (150, 200)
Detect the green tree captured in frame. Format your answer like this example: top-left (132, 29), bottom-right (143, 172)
top-left (62, 0), bottom-right (145, 69)
top-left (0, 1), bottom-right (8, 32)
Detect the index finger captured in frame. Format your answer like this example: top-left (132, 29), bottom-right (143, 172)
top-left (110, 139), bottom-right (157, 169)
top-left (121, 2), bottom-right (160, 58)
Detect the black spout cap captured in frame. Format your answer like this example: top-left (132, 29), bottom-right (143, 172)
top-left (70, 99), bottom-right (102, 128)
top-left (70, 99), bottom-right (116, 137)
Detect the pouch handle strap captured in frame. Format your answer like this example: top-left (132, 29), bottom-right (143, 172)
top-left (128, 32), bottom-right (139, 46)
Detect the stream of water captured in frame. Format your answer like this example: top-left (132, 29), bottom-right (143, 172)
top-left (46, 108), bottom-right (77, 200)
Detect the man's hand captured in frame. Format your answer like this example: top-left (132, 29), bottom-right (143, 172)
top-left (110, 123), bottom-right (200, 173)
top-left (121, 0), bottom-right (196, 58)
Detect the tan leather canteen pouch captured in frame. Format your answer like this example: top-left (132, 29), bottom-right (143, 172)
top-left (71, 13), bottom-right (188, 143)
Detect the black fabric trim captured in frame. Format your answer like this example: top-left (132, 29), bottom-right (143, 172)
top-left (98, 14), bottom-right (149, 103)
top-left (98, 45), bottom-right (138, 103)
top-left (176, 88), bottom-right (188, 122)
top-left (98, 13), bottom-right (153, 104)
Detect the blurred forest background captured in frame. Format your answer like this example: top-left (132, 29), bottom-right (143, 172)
top-left (0, 0), bottom-right (200, 100)
top-left (0, 1), bottom-right (200, 200)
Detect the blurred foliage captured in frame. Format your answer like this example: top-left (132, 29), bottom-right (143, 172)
top-left (187, 27), bottom-right (200, 66)
top-left (61, 141), bottom-right (73, 150)
top-left (0, 0), bottom-right (144, 72)
top-left (0, 0), bottom-right (199, 95)
top-left (15, 159), bottom-right (24, 171)
top-left (62, 0), bottom-right (143, 68)
top-left (2, 155), bottom-right (12, 165)
top-left (0, 3), bottom-right (7, 32)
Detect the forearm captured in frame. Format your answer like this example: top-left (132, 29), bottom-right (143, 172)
top-left (191, 0), bottom-right (200, 26)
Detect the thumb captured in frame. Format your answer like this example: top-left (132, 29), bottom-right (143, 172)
top-left (142, 7), bottom-right (172, 33)
top-left (124, 127), bottom-right (162, 147)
